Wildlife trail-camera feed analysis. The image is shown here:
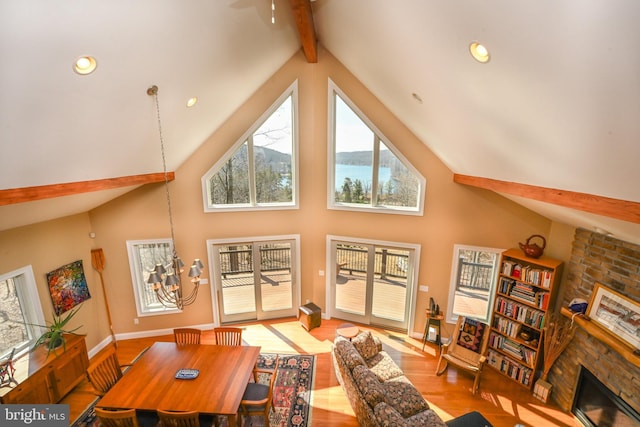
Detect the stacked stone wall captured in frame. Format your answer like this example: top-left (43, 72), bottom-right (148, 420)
top-left (549, 228), bottom-right (640, 413)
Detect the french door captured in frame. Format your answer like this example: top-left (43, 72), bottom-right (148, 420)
top-left (329, 237), bottom-right (419, 331)
top-left (209, 236), bottom-right (299, 324)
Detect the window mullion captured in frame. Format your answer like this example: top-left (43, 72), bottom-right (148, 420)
top-left (372, 136), bottom-right (380, 206)
top-left (247, 136), bottom-right (257, 205)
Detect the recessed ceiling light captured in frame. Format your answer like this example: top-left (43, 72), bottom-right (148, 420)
top-left (73, 56), bottom-right (97, 75)
top-left (469, 42), bottom-right (490, 63)
top-left (186, 97), bottom-right (198, 108)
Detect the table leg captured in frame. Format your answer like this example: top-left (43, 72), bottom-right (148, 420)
top-left (228, 414), bottom-right (237, 427)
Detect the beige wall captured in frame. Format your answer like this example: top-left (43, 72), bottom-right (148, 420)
top-left (0, 214), bottom-right (111, 351)
top-left (1, 48), bottom-right (572, 350)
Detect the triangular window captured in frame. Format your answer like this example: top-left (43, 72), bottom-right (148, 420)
top-left (329, 80), bottom-right (425, 214)
top-left (202, 81), bottom-right (297, 211)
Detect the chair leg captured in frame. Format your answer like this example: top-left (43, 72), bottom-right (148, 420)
top-left (472, 369), bottom-right (482, 394)
top-left (435, 356), bottom-right (448, 376)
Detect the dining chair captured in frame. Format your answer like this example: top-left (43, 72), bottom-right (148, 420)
top-left (435, 316), bottom-right (491, 394)
top-left (173, 328), bottom-right (202, 345)
top-left (0, 347), bottom-right (17, 388)
top-left (238, 355), bottom-right (279, 427)
top-left (86, 344), bottom-right (132, 396)
top-left (94, 408), bottom-right (140, 427)
top-left (213, 327), bottom-right (242, 346)
top-left (157, 409), bottom-right (200, 427)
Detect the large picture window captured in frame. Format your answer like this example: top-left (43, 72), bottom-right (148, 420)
top-left (328, 80), bottom-right (425, 214)
top-left (126, 239), bottom-right (180, 316)
top-left (202, 81), bottom-right (298, 211)
top-left (446, 244), bottom-right (502, 323)
top-left (0, 266), bottom-right (45, 357)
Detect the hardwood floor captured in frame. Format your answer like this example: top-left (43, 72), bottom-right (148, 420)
top-left (62, 317), bottom-right (579, 427)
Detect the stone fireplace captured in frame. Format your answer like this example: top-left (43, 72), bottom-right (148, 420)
top-left (548, 228), bottom-right (640, 416)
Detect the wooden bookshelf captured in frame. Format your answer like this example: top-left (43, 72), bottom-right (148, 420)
top-left (486, 249), bottom-right (563, 389)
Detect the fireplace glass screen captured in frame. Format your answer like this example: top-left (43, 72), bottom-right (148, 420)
top-left (572, 366), bottom-right (640, 427)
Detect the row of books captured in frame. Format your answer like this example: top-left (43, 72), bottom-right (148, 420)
top-left (492, 316), bottom-right (520, 338)
top-left (489, 333), bottom-right (537, 366)
top-left (501, 261), bottom-right (553, 288)
top-left (487, 350), bottom-right (533, 386)
top-left (499, 278), bottom-right (551, 310)
top-left (494, 296), bottom-right (546, 329)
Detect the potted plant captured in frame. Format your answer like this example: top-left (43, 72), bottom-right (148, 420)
top-left (32, 306), bottom-right (82, 355)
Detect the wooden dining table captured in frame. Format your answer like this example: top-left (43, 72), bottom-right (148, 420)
top-left (96, 341), bottom-right (261, 425)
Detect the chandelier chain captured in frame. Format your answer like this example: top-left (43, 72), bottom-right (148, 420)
top-left (150, 87), bottom-right (177, 257)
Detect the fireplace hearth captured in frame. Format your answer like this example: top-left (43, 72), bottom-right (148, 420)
top-left (572, 366), bottom-right (640, 427)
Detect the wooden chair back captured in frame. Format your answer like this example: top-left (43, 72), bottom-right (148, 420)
top-left (213, 327), bottom-right (242, 346)
top-left (435, 316), bottom-right (491, 394)
top-left (173, 328), bottom-right (202, 345)
top-left (238, 355), bottom-right (279, 426)
top-left (86, 346), bottom-right (124, 396)
top-left (157, 409), bottom-right (200, 427)
top-left (94, 408), bottom-right (140, 427)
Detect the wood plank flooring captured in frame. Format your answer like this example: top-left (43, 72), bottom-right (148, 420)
top-left (62, 317), bottom-right (579, 427)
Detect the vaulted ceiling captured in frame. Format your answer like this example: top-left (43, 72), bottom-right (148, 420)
top-left (2, 1), bottom-right (640, 244)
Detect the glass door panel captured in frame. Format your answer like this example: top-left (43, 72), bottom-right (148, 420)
top-left (332, 240), bottom-right (413, 331)
top-left (213, 238), bottom-right (298, 324)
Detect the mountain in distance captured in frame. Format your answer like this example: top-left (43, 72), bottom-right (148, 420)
top-left (335, 150), bottom-right (393, 166)
top-left (257, 148), bottom-right (388, 167)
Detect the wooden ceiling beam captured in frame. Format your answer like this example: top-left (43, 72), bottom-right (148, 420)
top-left (289, 0), bottom-right (318, 63)
top-left (454, 174), bottom-right (640, 224)
top-left (0, 172), bottom-right (174, 206)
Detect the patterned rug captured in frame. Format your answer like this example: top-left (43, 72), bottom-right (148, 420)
top-left (72, 353), bottom-right (315, 427)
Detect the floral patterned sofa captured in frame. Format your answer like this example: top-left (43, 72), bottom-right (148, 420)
top-left (332, 330), bottom-right (447, 427)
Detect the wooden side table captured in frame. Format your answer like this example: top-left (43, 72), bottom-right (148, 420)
top-left (422, 312), bottom-right (444, 351)
top-left (336, 323), bottom-right (359, 340)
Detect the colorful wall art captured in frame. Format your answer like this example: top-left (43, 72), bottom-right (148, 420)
top-left (46, 260), bottom-right (91, 315)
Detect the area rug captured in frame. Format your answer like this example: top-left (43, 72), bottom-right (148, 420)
top-left (72, 353), bottom-right (315, 427)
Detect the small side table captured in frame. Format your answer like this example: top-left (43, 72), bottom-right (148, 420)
top-left (422, 312), bottom-right (444, 351)
top-left (298, 302), bottom-right (322, 331)
top-left (336, 323), bottom-right (359, 340)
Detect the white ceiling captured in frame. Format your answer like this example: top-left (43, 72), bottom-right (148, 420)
top-left (2, 1), bottom-right (640, 244)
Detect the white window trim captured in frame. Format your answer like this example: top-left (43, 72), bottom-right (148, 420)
top-left (325, 234), bottom-right (421, 335)
top-left (201, 80), bottom-right (299, 212)
top-left (446, 244), bottom-right (503, 324)
top-left (0, 265), bottom-right (46, 355)
top-left (206, 234), bottom-right (301, 326)
top-left (327, 79), bottom-right (426, 216)
top-left (126, 239), bottom-right (181, 317)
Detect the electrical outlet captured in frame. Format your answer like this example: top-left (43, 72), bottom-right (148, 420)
top-left (419, 285), bottom-right (429, 292)
top-left (133, 318), bottom-right (139, 325)
top-left (318, 270), bottom-right (325, 276)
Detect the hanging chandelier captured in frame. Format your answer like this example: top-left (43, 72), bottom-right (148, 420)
top-left (145, 85), bottom-right (204, 310)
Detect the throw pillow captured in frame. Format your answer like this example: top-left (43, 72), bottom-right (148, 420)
top-left (456, 318), bottom-right (485, 353)
top-left (335, 339), bottom-right (366, 371)
top-left (352, 331), bottom-right (379, 360)
top-left (381, 381), bottom-right (429, 418)
top-left (352, 365), bottom-right (384, 407)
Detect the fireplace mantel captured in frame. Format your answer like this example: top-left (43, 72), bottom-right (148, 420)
top-left (560, 306), bottom-right (640, 369)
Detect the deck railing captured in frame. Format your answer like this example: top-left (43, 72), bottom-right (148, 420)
top-left (337, 247), bottom-right (408, 279)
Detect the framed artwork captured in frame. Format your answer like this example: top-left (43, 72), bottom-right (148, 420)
top-left (587, 282), bottom-right (640, 350)
top-left (46, 260), bottom-right (91, 315)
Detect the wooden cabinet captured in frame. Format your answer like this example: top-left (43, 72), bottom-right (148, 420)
top-left (486, 249), bottom-right (563, 389)
top-left (1, 334), bottom-right (89, 404)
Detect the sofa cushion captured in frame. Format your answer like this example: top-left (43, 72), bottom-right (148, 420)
top-left (352, 364), bottom-right (385, 408)
top-left (352, 331), bottom-right (380, 360)
top-left (381, 381), bottom-right (430, 418)
top-left (335, 338), bottom-right (366, 371)
top-left (374, 403), bottom-right (448, 427)
top-left (366, 351), bottom-right (405, 381)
